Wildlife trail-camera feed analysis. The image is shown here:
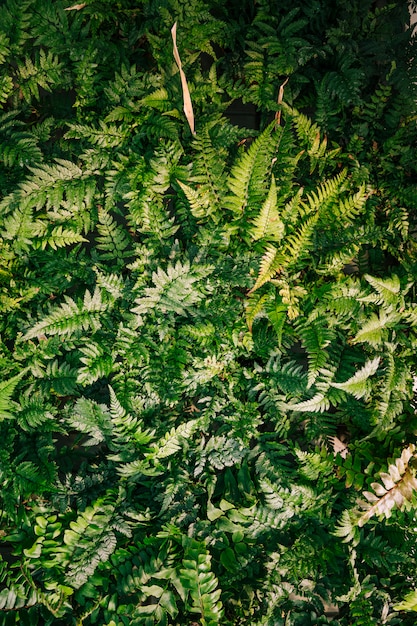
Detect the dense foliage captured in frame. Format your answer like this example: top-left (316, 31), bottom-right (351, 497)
top-left (0, 1), bottom-right (417, 624)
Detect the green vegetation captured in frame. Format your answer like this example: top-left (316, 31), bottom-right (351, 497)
top-left (0, 1), bottom-right (417, 624)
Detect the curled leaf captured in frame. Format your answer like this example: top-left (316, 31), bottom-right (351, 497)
top-left (171, 22), bottom-right (195, 135)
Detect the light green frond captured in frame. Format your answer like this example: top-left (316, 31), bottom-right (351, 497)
top-left (63, 500), bottom-right (117, 588)
top-left (250, 175), bottom-right (285, 242)
top-left (245, 292), bottom-right (270, 331)
top-left (333, 510), bottom-right (361, 545)
top-left (283, 211), bottom-right (319, 267)
top-left (96, 208), bottom-right (132, 262)
top-left (177, 179), bottom-right (212, 220)
top-left (337, 185), bottom-right (368, 221)
top-left (331, 358), bottom-right (380, 400)
top-left (33, 225), bottom-right (87, 250)
top-left (394, 590), bottom-right (417, 612)
top-left (301, 169), bottom-right (348, 215)
top-left (363, 273), bottom-right (402, 307)
top-left (23, 286), bottom-right (108, 340)
top-left (288, 393), bottom-right (331, 413)
top-left (224, 122), bottom-right (277, 215)
top-left (132, 260), bottom-right (213, 318)
top-left (68, 397), bottom-right (113, 446)
top-left (250, 245), bottom-right (285, 293)
top-left (179, 538), bottom-right (224, 625)
top-left (77, 342), bottom-right (114, 386)
top-left (297, 318), bottom-right (335, 388)
top-left (352, 311), bottom-right (400, 346)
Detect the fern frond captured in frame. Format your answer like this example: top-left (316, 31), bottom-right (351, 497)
top-left (296, 317), bottom-right (335, 388)
top-left (40, 360), bottom-right (78, 396)
top-left (95, 207), bottom-right (132, 262)
top-left (132, 260), bottom-right (213, 318)
top-left (183, 125), bottom-right (229, 221)
top-left (2, 204), bottom-right (34, 251)
top-left (65, 120), bottom-right (130, 148)
top-left (23, 286), bottom-right (108, 340)
top-left (333, 509), bottom-right (361, 545)
top-left (250, 175), bottom-right (285, 242)
top-left (358, 444), bottom-right (417, 526)
top-left (151, 418), bottom-right (199, 460)
top-left (17, 393), bottom-right (55, 432)
top-left (331, 358), bottom-right (380, 400)
top-left (249, 245), bottom-right (285, 293)
top-left (67, 397), bottom-right (113, 446)
top-left (393, 589), bottom-right (417, 612)
top-left (77, 341), bottom-right (113, 386)
top-left (224, 122), bottom-right (277, 215)
top-left (180, 538), bottom-right (224, 625)
top-left (177, 179), bottom-right (212, 220)
top-left (63, 500), bottom-right (117, 588)
top-left (0, 372), bottom-right (24, 420)
top-left (362, 273), bottom-right (402, 307)
top-left (288, 393), bottom-right (331, 413)
top-left (0, 158), bottom-right (96, 214)
top-left (352, 311), bottom-right (400, 346)
top-left (282, 211), bottom-right (320, 268)
top-left (33, 224), bottom-right (87, 250)
top-left (245, 292), bottom-right (269, 331)
top-left (17, 48), bottom-right (63, 102)
top-left (336, 185), bottom-right (368, 222)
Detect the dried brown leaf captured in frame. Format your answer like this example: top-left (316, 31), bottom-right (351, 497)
top-left (64, 3), bottom-right (87, 10)
top-left (171, 22), bottom-right (195, 135)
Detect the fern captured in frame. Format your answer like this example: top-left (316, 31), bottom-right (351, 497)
top-left (224, 121), bottom-right (279, 216)
top-left (0, 3), bottom-right (416, 625)
top-left (132, 260), bottom-right (213, 318)
top-left (331, 358), bottom-right (380, 400)
top-left (179, 538), bottom-right (224, 626)
top-left (67, 397), bottom-right (113, 446)
top-left (358, 444), bottom-right (417, 526)
top-left (250, 175), bottom-right (285, 242)
top-left (62, 499), bottom-right (118, 588)
top-left (77, 341), bottom-right (114, 386)
top-left (23, 286), bottom-right (108, 340)
top-left (0, 372), bottom-right (24, 420)
top-left (394, 589), bottom-right (417, 612)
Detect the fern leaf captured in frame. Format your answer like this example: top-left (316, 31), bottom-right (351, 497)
top-left (151, 419), bottom-right (199, 460)
top-left (224, 122), bottom-right (277, 215)
top-left (63, 500), bottom-right (117, 588)
top-left (0, 372), bottom-right (24, 420)
top-left (77, 342), bottom-right (113, 386)
top-left (363, 273), bottom-right (402, 307)
top-left (132, 261), bottom-right (213, 318)
top-left (180, 538), bottom-right (224, 626)
top-left (333, 510), bottom-right (361, 545)
top-left (96, 208), bottom-right (132, 261)
top-left (17, 393), bottom-right (55, 431)
top-left (67, 398), bottom-right (113, 446)
top-left (358, 444), bottom-right (417, 526)
top-left (177, 179), bottom-right (211, 220)
top-left (393, 589), bottom-right (417, 612)
top-left (352, 311), bottom-right (399, 346)
top-left (283, 211), bottom-right (320, 269)
top-left (245, 292), bottom-right (269, 331)
top-left (288, 393), bottom-right (331, 413)
top-left (249, 245), bottom-right (285, 293)
top-left (23, 287), bottom-right (108, 340)
top-left (331, 358), bottom-right (380, 399)
top-left (297, 318), bottom-right (335, 388)
top-left (35, 225), bottom-right (87, 250)
top-left (250, 175), bottom-right (285, 242)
